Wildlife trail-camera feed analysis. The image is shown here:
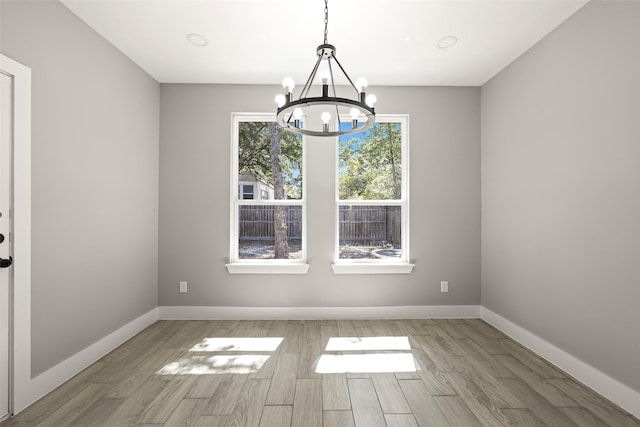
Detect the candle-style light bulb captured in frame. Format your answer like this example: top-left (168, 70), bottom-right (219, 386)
top-left (275, 94), bottom-right (286, 108)
top-left (349, 108), bottom-right (360, 129)
top-left (355, 78), bottom-right (368, 103)
top-left (365, 94), bottom-right (377, 108)
top-left (317, 69), bottom-right (331, 85)
top-left (355, 78), bottom-right (368, 92)
top-left (317, 70), bottom-right (331, 97)
top-left (293, 108), bottom-right (303, 128)
top-left (321, 111), bottom-right (331, 133)
top-left (282, 77), bottom-right (295, 93)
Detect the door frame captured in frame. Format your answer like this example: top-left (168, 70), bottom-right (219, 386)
top-left (0, 54), bottom-right (31, 416)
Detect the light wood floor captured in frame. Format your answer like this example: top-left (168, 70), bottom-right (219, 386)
top-left (2, 319), bottom-right (638, 426)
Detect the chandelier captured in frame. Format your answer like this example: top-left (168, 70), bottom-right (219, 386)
top-left (275, 0), bottom-right (376, 137)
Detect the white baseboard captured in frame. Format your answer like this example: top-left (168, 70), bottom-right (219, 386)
top-left (158, 305), bottom-right (482, 320)
top-left (481, 307), bottom-right (640, 419)
top-left (23, 307), bottom-right (159, 413)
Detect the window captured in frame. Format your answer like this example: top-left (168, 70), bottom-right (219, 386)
top-left (334, 115), bottom-right (413, 273)
top-left (227, 114), bottom-right (308, 273)
top-left (241, 184), bottom-right (254, 200)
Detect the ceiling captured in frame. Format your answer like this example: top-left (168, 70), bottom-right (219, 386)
top-left (60, 0), bottom-right (588, 86)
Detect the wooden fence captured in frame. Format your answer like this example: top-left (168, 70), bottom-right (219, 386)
top-left (239, 206), bottom-right (302, 241)
top-left (239, 205), bottom-right (400, 244)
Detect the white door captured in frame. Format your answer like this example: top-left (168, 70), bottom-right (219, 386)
top-left (0, 70), bottom-right (13, 420)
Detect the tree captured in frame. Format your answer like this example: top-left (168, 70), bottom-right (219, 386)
top-left (269, 122), bottom-right (289, 258)
top-left (339, 123), bottom-right (401, 200)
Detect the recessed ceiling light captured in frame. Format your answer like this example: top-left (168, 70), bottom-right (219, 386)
top-left (186, 33), bottom-right (207, 47)
top-left (437, 36), bottom-right (458, 49)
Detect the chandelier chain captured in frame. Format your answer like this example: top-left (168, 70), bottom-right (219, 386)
top-left (323, 0), bottom-right (329, 44)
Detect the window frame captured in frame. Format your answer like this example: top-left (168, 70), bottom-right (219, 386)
top-left (226, 113), bottom-right (309, 274)
top-left (333, 114), bottom-right (414, 274)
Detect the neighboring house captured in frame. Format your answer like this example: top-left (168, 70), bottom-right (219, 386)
top-left (238, 174), bottom-right (274, 200)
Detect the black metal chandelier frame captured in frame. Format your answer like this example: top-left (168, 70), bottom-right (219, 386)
top-left (275, 1), bottom-right (376, 137)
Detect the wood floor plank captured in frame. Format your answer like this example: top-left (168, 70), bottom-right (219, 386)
top-left (259, 406), bottom-right (293, 427)
top-left (425, 325), bottom-right (468, 356)
top-left (559, 406), bottom-right (609, 427)
top-left (465, 319), bottom-right (506, 339)
top-left (138, 375), bottom-right (197, 423)
top-left (163, 398), bottom-right (208, 427)
top-left (347, 379), bottom-right (387, 427)
top-left (397, 380), bottom-right (449, 427)
top-left (322, 373), bottom-right (351, 410)
top-left (67, 397), bottom-right (125, 427)
top-left (226, 378), bottom-right (271, 427)
top-left (455, 324), bottom-right (510, 355)
top-left (453, 352), bottom-right (524, 409)
top-left (394, 372), bottom-right (420, 380)
top-left (413, 335), bottom-right (457, 372)
top-left (433, 395), bottom-right (482, 427)
top-left (291, 378), bottom-right (322, 427)
top-left (456, 338), bottom-right (514, 378)
top-left (106, 348), bottom-right (179, 398)
top-left (416, 368), bottom-right (456, 396)
top-left (371, 373), bottom-right (411, 413)
top-left (303, 320), bottom-right (321, 340)
top-left (36, 383), bottom-right (106, 426)
top-left (437, 321), bottom-right (468, 340)
top-left (410, 347), bottom-right (439, 373)
top-left (495, 354), bottom-right (576, 407)
top-left (498, 377), bottom-right (577, 426)
top-left (548, 378), bottom-right (640, 426)
top-left (502, 340), bottom-right (566, 379)
top-left (10, 361), bottom-right (107, 424)
top-left (444, 372), bottom-right (514, 426)
top-left (266, 353), bottom-right (299, 405)
top-left (203, 375), bottom-right (249, 416)
top-left (297, 339), bottom-right (322, 379)
top-left (184, 374), bottom-right (225, 399)
top-left (320, 324), bottom-right (339, 350)
top-left (384, 413), bottom-right (420, 427)
top-left (193, 415), bottom-right (230, 427)
top-left (337, 320), bottom-right (356, 336)
top-left (501, 408), bottom-right (546, 426)
top-left (323, 410), bottom-right (355, 427)
top-left (102, 379), bottom-right (168, 425)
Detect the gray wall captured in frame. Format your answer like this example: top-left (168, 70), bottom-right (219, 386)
top-left (159, 84), bottom-right (480, 307)
top-left (1, 0), bottom-right (160, 376)
top-left (482, 0), bottom-right (640, 393)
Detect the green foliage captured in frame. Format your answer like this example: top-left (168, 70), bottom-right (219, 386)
top-left (239, 122), bottom-right (302, 199)
top-left (339, 123), bottom-right (402, 200)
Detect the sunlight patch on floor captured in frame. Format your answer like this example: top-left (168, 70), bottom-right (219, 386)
top-left (159, 337), bottom-right (284, 375)
top-left (158, 355), bottom-right (271, 375)
top-left (189, 337), bottom-right (284, 352)
top-left (315, 353), bottom-right (416, 373)
top-left (324, 336), bottom-right (411, 351)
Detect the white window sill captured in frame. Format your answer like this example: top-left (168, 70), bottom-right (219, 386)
top-left (331, 263), bottom-right (415, 275)
top-left (226, 263), bottom-right (310, 275)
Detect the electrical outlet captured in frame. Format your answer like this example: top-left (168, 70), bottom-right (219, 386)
top-left (179, 281), bottom-right (188, 293)
top-left (440, 281), bottom-right (449, 293)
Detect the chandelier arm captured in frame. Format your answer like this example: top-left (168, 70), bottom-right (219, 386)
top-left (327, 58), bottom-right (342, 129)
top-left (332, 54), bottom-right (360, 96)
top-left (300, 54), bottom-right (323, 100)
